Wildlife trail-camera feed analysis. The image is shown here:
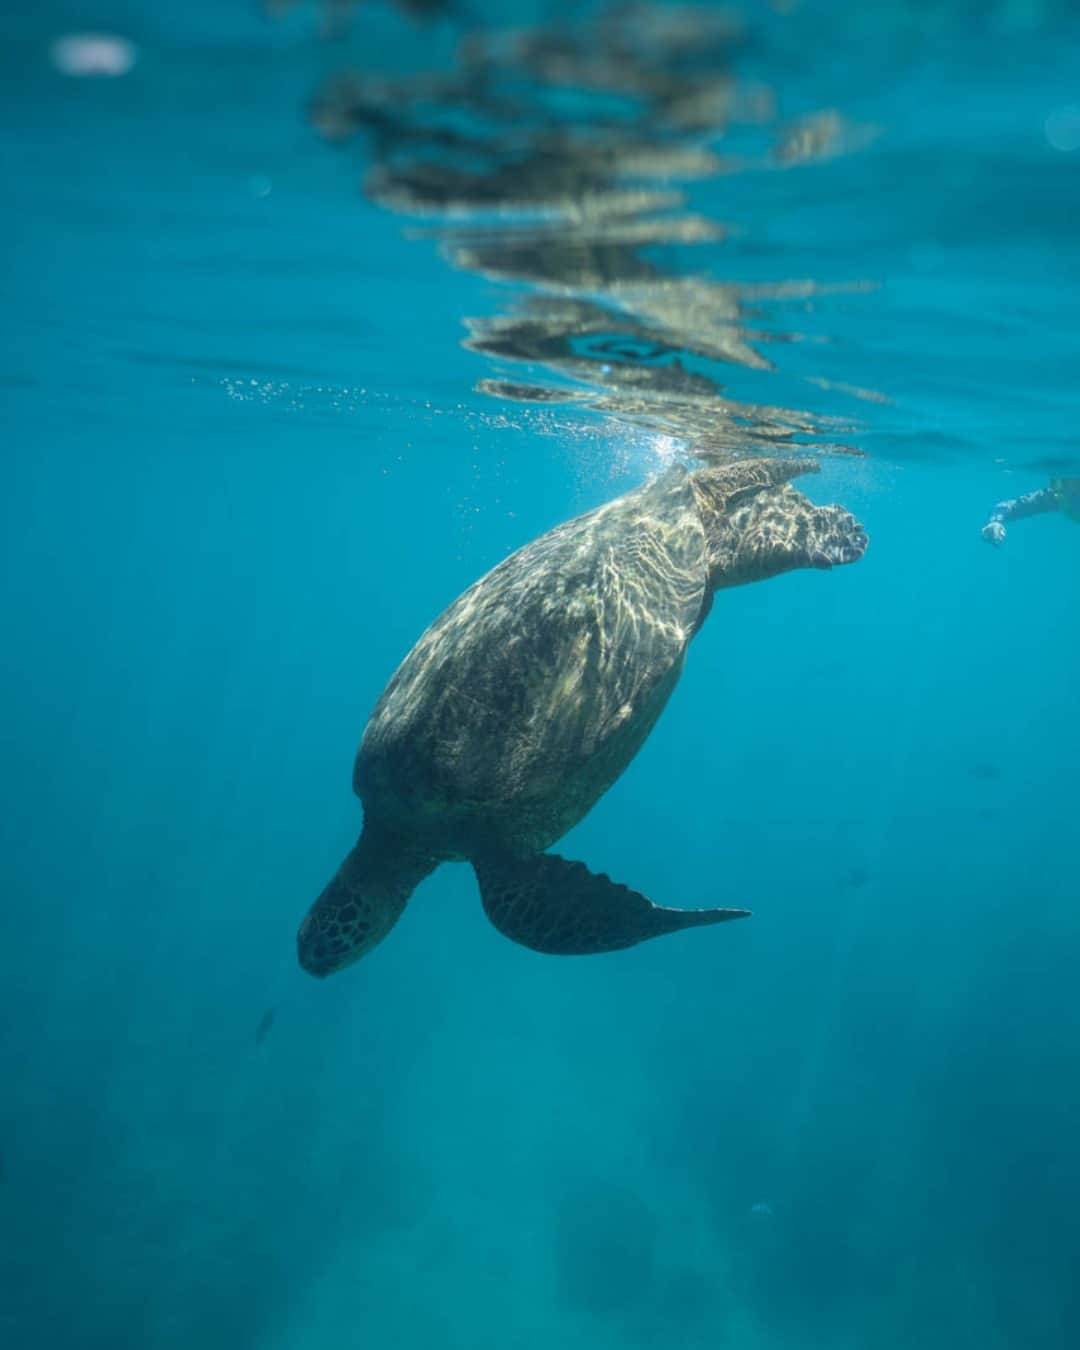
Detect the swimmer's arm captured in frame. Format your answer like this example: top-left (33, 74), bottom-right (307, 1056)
top-left (981, 488), bottom-right (1059, 544)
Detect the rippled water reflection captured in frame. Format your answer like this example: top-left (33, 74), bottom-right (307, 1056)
top-left (303, 2), bottom-right (885, 462)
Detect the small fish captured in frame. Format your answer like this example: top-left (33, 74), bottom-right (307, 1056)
top-left (842, 865), bottom-right (871, 890)
top-left (255, 1008), bottom-right (277, 1045)
top-left (969, 762), bottom-right (1000, 781)
top-left (750, 1201), bottom-right (774, 1219)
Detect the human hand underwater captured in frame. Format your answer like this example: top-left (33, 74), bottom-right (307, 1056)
top-left (981, 521), bottom-right (1006, 546)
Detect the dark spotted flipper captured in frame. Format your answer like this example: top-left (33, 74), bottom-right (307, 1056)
top-left (472, 851), bottom-right (750, 955)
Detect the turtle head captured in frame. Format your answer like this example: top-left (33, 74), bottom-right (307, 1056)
top-left (297, 830), bottom-right (435, 977)
top-left (690, 462), bottom-right (867, 590)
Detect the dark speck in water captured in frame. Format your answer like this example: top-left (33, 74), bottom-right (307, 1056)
top-left (841, 865), bottom-right (871, 889)
top-left (255, 1008), bottom-right (277, 1045)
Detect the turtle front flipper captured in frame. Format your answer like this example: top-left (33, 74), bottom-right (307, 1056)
top-left (473, 851), bottom-right (750, 955)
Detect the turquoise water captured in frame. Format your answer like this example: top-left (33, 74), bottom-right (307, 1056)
top-left (2, 2), bottom-right (1079, 1347)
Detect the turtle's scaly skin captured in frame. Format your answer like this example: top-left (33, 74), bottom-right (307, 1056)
top-left (298, 458), bottom-right (866, 975)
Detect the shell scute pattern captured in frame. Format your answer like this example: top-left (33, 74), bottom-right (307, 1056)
top-left (357, 467), bottom-right (708, 848)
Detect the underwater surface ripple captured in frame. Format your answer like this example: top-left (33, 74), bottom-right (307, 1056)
top-left (1, 2), bottom-right (1079, 1349)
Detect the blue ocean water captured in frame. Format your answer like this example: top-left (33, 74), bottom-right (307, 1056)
top-left (2, 2), bottom-right (1079, 1348)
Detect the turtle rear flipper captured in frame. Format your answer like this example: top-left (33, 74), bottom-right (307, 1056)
top-left (473, 851), bottom-right (749, 955)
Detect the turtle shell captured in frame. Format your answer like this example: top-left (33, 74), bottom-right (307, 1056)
top-left (356, 466), bottom-right (709, 854)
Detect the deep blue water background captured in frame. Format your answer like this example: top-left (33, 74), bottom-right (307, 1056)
top-left (2, 2), bottom-right (1079, 1347)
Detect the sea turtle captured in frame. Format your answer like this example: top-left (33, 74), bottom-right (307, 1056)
top-left (298, 457), bottom-right (867, 976)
